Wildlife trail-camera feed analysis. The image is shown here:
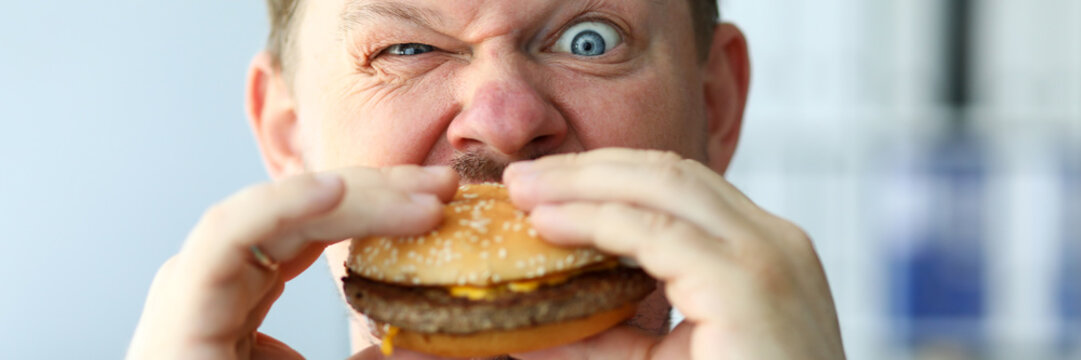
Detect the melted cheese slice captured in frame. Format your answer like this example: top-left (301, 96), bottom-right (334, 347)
top-left (447, 260), bottom-right (618, 300)
top-left (380, 325), bottom-right (399, 356)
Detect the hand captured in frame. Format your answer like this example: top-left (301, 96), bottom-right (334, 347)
top-left (501, 148), bottom-right (845, 360)
top-left (127, 166), bottom-right (458, 360)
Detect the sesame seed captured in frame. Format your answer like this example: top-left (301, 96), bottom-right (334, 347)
top-left (566, 255), bottom-right (575, 264)
top-left (537, 267), bottom-right (546, 276)
top-left (498, 248), bottom-right (507, 259)
top-left (480, 251), bottom-right (488, 259)
top-left (493, 274), bottom-right (502, 282)
top-left (528, 228), bottom-right (537, 238)
top-left (515, 260), bottom-right (525, 269)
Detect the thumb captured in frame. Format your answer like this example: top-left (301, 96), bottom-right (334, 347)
top-left (512, 325), bottom-right (662, 360)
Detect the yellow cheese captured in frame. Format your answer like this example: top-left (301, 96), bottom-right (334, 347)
top-left (446, 259), bottom-right (620, 299)
top-left (380, 325), bottom-right (399, 356)
top-left (449, 286), bottom-right (498, 300)
top-left (506, 280), bottom-right (542, 293)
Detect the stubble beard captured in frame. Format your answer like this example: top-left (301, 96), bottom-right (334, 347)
top-left (450, 148), bottom-right (550, 184)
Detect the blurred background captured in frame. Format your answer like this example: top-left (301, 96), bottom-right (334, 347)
top-left (0, 1), bottom-right (1077, 359)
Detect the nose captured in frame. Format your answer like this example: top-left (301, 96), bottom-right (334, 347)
top-left (447, 53), bottom-right (566, 157)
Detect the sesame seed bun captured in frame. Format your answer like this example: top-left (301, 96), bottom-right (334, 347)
top-left (343, 183), bottom-right (656, 358)
top-left (347, 183), bottom-right (612, 286)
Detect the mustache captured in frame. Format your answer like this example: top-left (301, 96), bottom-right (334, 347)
top-left (450, 149), bottom-right (548, 183)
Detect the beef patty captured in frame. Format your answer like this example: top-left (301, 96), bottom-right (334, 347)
top-left (343, 266), bottom-right (656, 335)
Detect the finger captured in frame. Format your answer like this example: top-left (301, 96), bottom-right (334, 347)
top-left (512, 325), bottom-right (661, 360)
top-left (184, 166), bottom-right (453, 284)
top-left (339, 165), bottom-right (459, 203)
top-left (251, 332), bottom-right (305, 360)
top-left (529, 202), bottom-right (734, 324)
top-left (504, 150), bottom-right (752, 238)
top-left (515, 148), bottom-right (687, 169)
top-left (278, 243), bottom-right (325, 281)
top-left (181, 171), bottom-right (346, 284)
top-left (529, 202), bottom-right (726, 282)
top-left (242, 279), bottom-right (284, 336)
top-left (177, 167), bottom-right (451, 338)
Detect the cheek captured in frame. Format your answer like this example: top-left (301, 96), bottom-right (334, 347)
top-left (550, 66), bottom-right (704, 157)
top-left (309, 70), bottom-right (459, 169)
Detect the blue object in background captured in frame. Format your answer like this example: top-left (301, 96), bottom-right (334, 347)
top-left (889, 131), bottom-right (988, 353)
top-left (1058, 148), bottom-right (1081, 353)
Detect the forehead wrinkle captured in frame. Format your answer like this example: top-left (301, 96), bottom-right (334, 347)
top-left (340, 0), bottom-right (443, 34)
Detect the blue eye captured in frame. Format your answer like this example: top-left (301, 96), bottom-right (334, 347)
top-left (385, 43), bottom-right (434, 56)
top-left (553, 21), bottom-right (622, 56)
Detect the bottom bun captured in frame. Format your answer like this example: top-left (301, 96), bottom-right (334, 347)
top-left (384, 302), bottom-right (638, 358)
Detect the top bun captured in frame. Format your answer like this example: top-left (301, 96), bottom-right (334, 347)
top-left (347, 183), bottom-right (611, 286)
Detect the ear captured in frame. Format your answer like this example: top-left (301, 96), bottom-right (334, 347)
top-left (702, 23), bottom-right (751, 175)
top-left (246, 52), bottom-right (305, 179)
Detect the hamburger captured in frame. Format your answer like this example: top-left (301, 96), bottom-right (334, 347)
top-left (342, 183), bottom-right (655, 358)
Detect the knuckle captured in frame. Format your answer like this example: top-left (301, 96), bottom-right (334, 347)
top-left (154, 256), bottom-right (181, 279)
top-left (643, 210), bottom-right (679, 234)
top-left (751, 257), bottom-right (792, 296)
top-left (596, 202), bottom-right (630, 224)
top-left (734, 240), bottom-right (792, 295)
top-left (199, 201), bottom-right (233, 231)
top-left (773, 218), bottom-right (815, 252)
top-left (655, 160), bottom-right (693, 188)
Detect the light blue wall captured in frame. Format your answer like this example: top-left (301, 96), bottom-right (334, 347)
top-left (0, 2), bottom-right (349, 358)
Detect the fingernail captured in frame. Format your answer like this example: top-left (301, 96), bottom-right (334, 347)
top-left (307, 173), bottom-right (344, 208)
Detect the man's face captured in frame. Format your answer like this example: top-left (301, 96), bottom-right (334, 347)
top-left (272, 0), bottom-right (724, 347)
top-left (288, 0), bottom-right (711, 174)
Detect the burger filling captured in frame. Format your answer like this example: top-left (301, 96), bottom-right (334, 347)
top-left (343, 266), bottom-right (655, 335)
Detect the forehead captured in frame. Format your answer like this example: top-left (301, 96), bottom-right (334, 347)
top-left (315, 0), bottom-right (678, 36)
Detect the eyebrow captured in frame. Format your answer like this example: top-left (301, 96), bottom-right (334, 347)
top-left (340, 1), bottom-right (443, 34)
